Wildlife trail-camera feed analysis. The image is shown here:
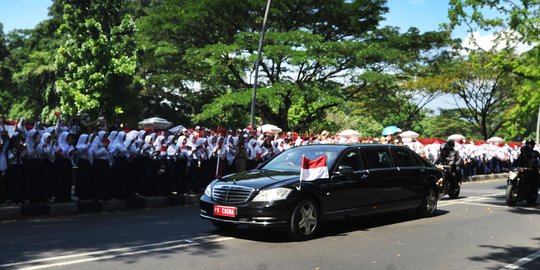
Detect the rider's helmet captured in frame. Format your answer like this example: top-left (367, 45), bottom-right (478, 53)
top-left (445, 139), bottom-right (455, 150)
top-left (525, 139), bottom-right (536, 148)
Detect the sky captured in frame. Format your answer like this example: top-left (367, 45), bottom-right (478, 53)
top-left (0, 0), bottom-right (462, 35)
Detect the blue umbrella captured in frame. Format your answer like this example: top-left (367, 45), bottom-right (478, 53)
top-left (382, 126), bottom-right (402, 136)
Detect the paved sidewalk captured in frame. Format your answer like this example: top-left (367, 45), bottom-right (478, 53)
top-left (0, 193), bottom-right (200, 221)
top-left (0, 173), bottom-right (509, 221)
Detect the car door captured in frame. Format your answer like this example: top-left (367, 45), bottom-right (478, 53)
top-left (359, 147), bottom-right (401, 213)
top-left (327, 149), bottom-right (372, 217)
top-left (390, 147), bottom-right (425, 209)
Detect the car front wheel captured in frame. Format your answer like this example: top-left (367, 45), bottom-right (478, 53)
top-left (416, 188), bottom-right (438, 218)
top-left (287, 199), bottom-right (319, 241)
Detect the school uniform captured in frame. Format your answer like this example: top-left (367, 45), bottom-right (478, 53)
top-left (74, 134), bottom-right (93, 200)
top-left (111, 131), bottom-right (129, 198)
top-left (24, 130), bottom-right (42, 202)
top-left (6, 134), bottom-right (26, 203)
top-left (38, 133), bottom-right (56, 200)
top-left (92, 131), bottom-right (111, 201)
top-left (54, 132), bottom-right (74, 202)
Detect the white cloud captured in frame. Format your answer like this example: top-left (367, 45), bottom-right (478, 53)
top-left (461, 30), bottom-right (535, 55)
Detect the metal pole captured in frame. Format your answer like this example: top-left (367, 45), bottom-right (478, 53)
top-left (250, 0), bottom-right (272, 128)
top-left (536, 104), bottom-right (539, 143)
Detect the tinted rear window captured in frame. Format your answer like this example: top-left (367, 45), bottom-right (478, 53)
top-left (362, 148), bottom-right (393, 169)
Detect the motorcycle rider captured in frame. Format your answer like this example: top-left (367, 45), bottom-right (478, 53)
top-left (516, 139), bottom-right (540, 191)
top-left (435, 140), bottom-right (464, 184)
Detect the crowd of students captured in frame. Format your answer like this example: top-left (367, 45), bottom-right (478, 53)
top-left (0, 117), bottom-right (533, 205)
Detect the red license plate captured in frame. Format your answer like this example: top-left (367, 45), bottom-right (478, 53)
top-left (213, 205), bottom-right (237, 217)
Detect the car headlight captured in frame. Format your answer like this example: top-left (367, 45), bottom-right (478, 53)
top-left (204, 185), bottom-right (212, 197)
top-left (252, 188), bottom-right (293, 202)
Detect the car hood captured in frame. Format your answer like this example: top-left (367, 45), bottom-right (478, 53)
top-left (216, 169), bottom-right (300, 190)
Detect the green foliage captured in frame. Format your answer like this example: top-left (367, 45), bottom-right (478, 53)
top-left (54, 0), bottom-right (141, 123)
top-left (321, 106), bottom-right (384, 138)
top-left (420, 109), bottom-right (481, 140)
top-left (449, 0), bottom-right (540, 140)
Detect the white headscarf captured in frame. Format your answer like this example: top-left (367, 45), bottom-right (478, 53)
top-left (57, 131), bottom-right (74, 158)
top-left (111, 131), bottom-right (128, 157)
top-left (38, 132), bottom-right (54, 162)
top-left (25, 130), bottom-right (40, 158)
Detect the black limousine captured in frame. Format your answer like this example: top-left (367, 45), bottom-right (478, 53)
top-left (200, 144), bottom-right (443, 240)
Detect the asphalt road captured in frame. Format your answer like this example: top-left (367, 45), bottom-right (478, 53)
top-left (1, 179), bottom-right (539, 270)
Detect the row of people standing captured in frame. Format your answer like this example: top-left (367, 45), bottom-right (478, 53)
top-left (0, 128), bottom-right (277, 204)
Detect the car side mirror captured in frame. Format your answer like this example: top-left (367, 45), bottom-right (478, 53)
top-left (335, 165), bottom-right (354, 176)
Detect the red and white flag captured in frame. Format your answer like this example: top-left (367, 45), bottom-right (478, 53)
top-left (300, 155), bottom-right (329, 181)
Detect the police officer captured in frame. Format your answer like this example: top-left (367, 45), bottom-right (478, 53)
top-left (436, 140), bottom-right (464, 187)
top-left (517, 139), bottom-right (540, 192)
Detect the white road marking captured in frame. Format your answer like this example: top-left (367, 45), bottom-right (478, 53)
top-left (1, 235), bottom-right (233, 270)
top-left (455, 202), bottom-right (509, 209)
top-left (438, 192), bottom-right (540, 212)
top-left (502, 250), bottom-right (540, 269)
top-left (438, 193), bottom-right (505, 207)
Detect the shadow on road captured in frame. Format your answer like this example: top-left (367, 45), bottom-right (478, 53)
top-left (216, 209), bottom-right (450, 243)
top-left (0, 207), bottom-right (226, 268)
top-left (468, 237), bottom-right (540, 270)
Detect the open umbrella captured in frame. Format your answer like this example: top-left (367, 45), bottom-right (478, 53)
top-left (169, 124), bottom-right (187, 134)
top-left (259, 124), bottom-right (282, 135)
top-left (487, 136), bottom-right (504, 143)
top-left (338, 129), bottom-right (361, 137)
top-left (399, 131), bottom-right (419, 139)
top-left (448, 134), bottom-right (466, 141)
top-left (138, 117), bottom-right (173, 129)
top-left (382, 126), bottom-right (402, 136)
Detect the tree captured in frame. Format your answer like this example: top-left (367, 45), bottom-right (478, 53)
top-left (138, 0), bottom-right (451, 130)
top-left (0, 23), bottom-right (15, 117)
top-left (54, 0), bottom-right (141, 123)
top-left (446, 52), bottom-right (517, 140)
top-left (420, 109), bottom-right (481, 139)
top-left (448, 0), bottom-right (540, 140)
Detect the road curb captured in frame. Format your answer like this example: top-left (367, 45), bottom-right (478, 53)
top-left (464, 173), bottom-right (508, 182)
top-left (0, 173), bottom-right (508, 221)
top-left (0, 206), bottom-right (21, 220)
top-left (0, 193), bottom-right (201, 221)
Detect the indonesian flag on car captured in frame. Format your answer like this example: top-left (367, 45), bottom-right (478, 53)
top-left (300, 155), bottom-right (329, 181)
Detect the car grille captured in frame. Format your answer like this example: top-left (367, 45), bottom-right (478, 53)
top-left (212, 185), bottom-right (254, 204)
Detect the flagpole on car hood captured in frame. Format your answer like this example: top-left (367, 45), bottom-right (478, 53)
top-left (298, 154), bottom-right (304, 190)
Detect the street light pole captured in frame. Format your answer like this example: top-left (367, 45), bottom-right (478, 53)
top-left (536, 104), bottom-right (539, 144)
top-left (250, 0), bottom-right (272, 128)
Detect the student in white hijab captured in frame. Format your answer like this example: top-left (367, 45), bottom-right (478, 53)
top-left (6, 132), bottom-right (25, 203)
top-left (151, 134), bottom-right (169, 195)
top-left (74, 133), bottom-right (92, 200)
top-left (137, 133), bottom-right (156, 196)
top-left (24, 130), bottom-right (42, 202)
top-left (110, 131), bottom-right (129, 198)
top-left (174, 135), bottom-right (189, 194)
top-left (223, 135), bottom-right (238, 173)
top-left (91, 131), bottom-right (111, 201)
top-left (54, 131), bottom-right (75, 202)
top-left (0, 130), bottom-right (9, 175)
top-left (38, 132), bottom-right (56, 201)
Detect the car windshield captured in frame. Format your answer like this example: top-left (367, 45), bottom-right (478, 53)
top-left (261, 146), bottom-right (342, 172)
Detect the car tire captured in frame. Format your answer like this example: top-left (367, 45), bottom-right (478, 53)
top-left (287, 199), bottom-right (319, 241)
top-left (211, 220), bottom-right (238, 231)
top-left (416, 187), bottom-right (438, 218)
